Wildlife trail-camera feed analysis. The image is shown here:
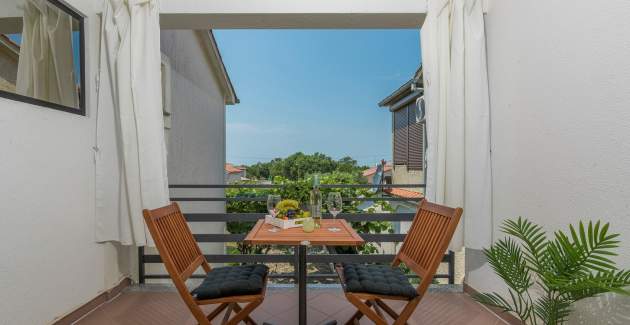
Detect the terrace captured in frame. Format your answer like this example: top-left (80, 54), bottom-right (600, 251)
top-left (72, 183), bottom-right (508, 325)
top-left (123, 183), bottom-right (490, 325)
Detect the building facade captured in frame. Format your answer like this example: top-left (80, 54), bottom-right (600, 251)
top-left (378, 67), bottom-right (425, 196)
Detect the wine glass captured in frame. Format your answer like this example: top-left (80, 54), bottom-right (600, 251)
top-left (267, 194), bottom-right (281, 232)
top-left (326, 192), bottom-right (342, 232)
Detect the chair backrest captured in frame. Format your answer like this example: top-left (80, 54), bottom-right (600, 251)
top-left (143, 202), bottom-right (210, 284)
top-left (394, 199), bottom-right (462, 296)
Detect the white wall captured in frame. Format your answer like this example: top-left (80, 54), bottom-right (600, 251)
top-left (0, 1), bottom-right (136, 324)
top-left (467, 0), bottom-right (630, 322)
top-left (0, 11), bottom-right (233, 325)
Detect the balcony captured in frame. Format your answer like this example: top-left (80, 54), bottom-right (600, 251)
top-left (139, 183), bottom-right (455, 284)
top-left (66, 183), bottom-right (509, 325)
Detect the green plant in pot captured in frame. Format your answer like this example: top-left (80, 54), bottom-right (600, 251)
top-left (474, 217), bottom-right (630, 325)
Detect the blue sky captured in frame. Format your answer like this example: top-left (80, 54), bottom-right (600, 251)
top-left (214, 29), bottom-right (420, 167)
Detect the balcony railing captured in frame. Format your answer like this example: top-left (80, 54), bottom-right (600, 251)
top-left (138, 183), bottom-right (455, 284)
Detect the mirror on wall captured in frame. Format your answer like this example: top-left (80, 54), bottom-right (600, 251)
top-left (0, 0), bottom-right (85, 114)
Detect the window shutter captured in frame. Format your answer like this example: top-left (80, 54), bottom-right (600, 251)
top-left (393, 106), bottom-right (409, 165)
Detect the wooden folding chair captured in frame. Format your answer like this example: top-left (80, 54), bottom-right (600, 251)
top-left (143, 202), bottom-right (268, 325)
top-left (336, 199), bottom-right (462, 325)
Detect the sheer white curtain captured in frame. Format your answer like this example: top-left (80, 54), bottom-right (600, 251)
top-left (95, 0), bottom-right (169, 246)
top-left (421, 0), bottom-right (492, 251)
top-left (16, 0), bottom-right (78, 107)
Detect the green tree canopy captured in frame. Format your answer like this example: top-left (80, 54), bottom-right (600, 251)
top-left (245, 152), bottom-right (368, 181)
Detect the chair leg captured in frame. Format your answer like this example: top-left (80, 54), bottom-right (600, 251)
top-left (344, 299), bottom-right (371, 325)
top-left (221, 303), bottom-right (235, 325)
top-left (207, 303), bottom-right (229, 322)
top-left (188, 302), bottom-right (213, 325)
top-left (392, 297), bottom-right (420, 325)
top-left (372, 300), bottom-right (385, 319)
top-left (225, 299), bottom-right (263, 325)
top-left (375, 299), bottom-right (401, 321)
top-left (344, 310), bottom-right (361, 325)
top-left (233, 302), bottom-right (258, 325)
top-left (346, 294), bottom-right (387, 325)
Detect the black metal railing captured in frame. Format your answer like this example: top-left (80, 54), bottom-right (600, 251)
top-left (139, 183), bottom-right (456, 284)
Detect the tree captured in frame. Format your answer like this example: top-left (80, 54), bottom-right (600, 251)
top-left (336, 156), bottom-right (358, 173)
top-left (243, 152), bottom-right (368, 182)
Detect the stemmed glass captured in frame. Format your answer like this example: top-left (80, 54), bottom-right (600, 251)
top-left (326, 192), bottom-right (343, 232)
top-left (267, 194), bottom-right (281, 233)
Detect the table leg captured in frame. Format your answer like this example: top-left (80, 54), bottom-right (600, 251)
top-left (297, 244), bottom-right (307, 325)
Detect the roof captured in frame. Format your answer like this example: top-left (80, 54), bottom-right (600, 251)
top-left (0, 34), bottom-right (20, 57)
top-left (362, 164), bottom-right (393, 177)
top-left (225, 163), bottom-right (245, 174)
top-left (378, 65), bottom-right (423, 108)
top-left (384, 188), bottom-right (424, 199)
top-left (200, 30), bottom-right (239, 105)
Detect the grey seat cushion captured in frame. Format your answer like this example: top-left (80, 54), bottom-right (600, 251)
top-left (342, 263), bottom-right (418, 298)
top-left (191, 264), bottom-right (268, 300)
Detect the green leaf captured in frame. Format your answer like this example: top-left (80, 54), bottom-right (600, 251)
top-left (484, 238), bottom-right (533, 293)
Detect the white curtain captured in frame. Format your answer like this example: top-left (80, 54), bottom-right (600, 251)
top-left (95, 0), bottom-right (169, 246)
top-left (421, 0), bottom-right (492, 250)
top-left (16, 0), bottom-right (78, 107)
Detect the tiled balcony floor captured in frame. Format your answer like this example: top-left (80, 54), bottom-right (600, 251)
top-left (77, 286), bottom-right (507, 325)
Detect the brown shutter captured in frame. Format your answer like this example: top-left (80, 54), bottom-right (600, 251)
top-left (408, 102), bottom-right (424, 170)
top-left (393, 106), bottom-right (409, 165)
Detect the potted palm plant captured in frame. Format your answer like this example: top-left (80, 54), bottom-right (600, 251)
top-left (474, 217), bottom-right (630, 324)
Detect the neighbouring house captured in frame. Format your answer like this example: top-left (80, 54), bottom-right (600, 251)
top-left (378, 66), bottom-right (425, 211)
top-left (144, 29), bottom-right (239, 280)
top-left (225, 163), bottom-right (247, 183)
top-left (0, 34), bottom-right (18, 92)
top-left (378, 66), bottom-right (424, 193)
top-left (362, 161), bottom-right (392, 184)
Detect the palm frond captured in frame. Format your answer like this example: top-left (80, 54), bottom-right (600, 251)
top-left (501, 217), bottom-right (549, 272)
top-left (556, 270), bottom-right (630, 300)
top-left (484, 237), bottom-right (533, 293)
top-left (548, 221), bottom-right (620, 278)
top-left (534, 295), bottom-right (572, 325)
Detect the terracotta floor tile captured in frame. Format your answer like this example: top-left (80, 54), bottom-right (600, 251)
top-left (308, 292), bottom-right (352, 316)
top-left (76, 287), bottom-right (506, 325)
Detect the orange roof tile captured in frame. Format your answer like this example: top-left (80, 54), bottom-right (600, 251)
top-left (362, 164), bottom-right (392, 177)
top-left (384, 188), bottom-right (424, 199)
top-left (225, 163), bottom-right (244, 174)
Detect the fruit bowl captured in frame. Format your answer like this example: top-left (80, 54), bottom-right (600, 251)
top-left (264, 215), bottom-right (312, 229)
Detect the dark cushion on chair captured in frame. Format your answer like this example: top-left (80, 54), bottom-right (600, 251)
top-left (342, 263), bottom-right (418, 298)
top-left (191, 264), bottom-right (269, 300)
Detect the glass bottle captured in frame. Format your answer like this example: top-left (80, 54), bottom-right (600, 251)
top-left (310, 174), bottom-right (322, 228)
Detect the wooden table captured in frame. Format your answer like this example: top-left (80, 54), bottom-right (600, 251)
top-left (245, 219), bottom-right (364, 325)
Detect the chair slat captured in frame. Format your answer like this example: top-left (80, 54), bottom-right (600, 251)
top-left (144, 203), bottom-right (205, 279)
top-left (395, 199), bottom-right (462, 297)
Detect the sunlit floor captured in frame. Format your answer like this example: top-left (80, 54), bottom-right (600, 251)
top-left (76, 285), bottom-right (507, 325)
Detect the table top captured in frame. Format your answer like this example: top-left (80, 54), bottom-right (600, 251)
top-left (244, 219), bottom-right (364, 246)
